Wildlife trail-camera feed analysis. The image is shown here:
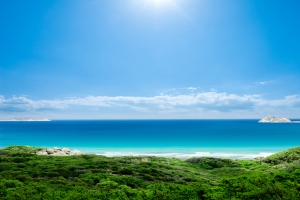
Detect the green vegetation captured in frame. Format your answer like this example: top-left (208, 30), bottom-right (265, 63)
top-left (0, 146), bottom-right (300, 199)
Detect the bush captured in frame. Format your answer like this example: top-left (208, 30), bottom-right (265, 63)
top-left (119, 168), bottom-right (134, 175)
top-left (186, 157), bottom-right (239, 169)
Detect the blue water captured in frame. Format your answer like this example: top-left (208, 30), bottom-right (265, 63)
top-left (0, 120), bottom-right (300, 159)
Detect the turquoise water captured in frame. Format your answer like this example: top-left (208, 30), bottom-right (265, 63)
top-left (0, 120), bottom-right (300, 159)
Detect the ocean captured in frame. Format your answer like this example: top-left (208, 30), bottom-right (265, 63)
top-left (0, 120), bottom-right (300, 159)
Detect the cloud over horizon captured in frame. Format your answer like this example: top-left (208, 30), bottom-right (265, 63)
top-left (1, 92), bottom-right (300, 119)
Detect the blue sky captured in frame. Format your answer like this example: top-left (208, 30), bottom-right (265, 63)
top-left (0, 0), bottom-right (300, 119)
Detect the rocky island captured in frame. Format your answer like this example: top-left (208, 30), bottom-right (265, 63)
top-left (0, 117), bottom-right (51, 121)
top-left (258, 116), bottom-right (291, 123)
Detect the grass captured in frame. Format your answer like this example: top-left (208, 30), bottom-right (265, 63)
top-left (0, 146), bottom-right (300, 199)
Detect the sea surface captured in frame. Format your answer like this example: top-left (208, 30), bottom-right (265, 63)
top-left (0, 120), bottom-right (300, 159)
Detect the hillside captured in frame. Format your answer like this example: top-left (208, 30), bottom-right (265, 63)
top-left (0, 146), bottom-right (300, 199)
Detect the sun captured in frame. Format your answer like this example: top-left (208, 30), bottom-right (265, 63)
top-left (129, 0), bottom-right (189, 20)
top-left (147, 0), bottom-right (173, 7)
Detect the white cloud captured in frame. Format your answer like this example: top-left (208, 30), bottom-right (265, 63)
top-left (187, 87), bottom-right (197, 91)
top-left (1, 92), bottom-right (300, 118)
top-left (257, 80), bottom-right (273, 85)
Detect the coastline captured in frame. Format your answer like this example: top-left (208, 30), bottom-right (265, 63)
top-left (0, 145), bottom-right (290, 159)
top-left (39, 146), bottom-right (282, 159)
top-left (95, 151), bottom-right (274, 159)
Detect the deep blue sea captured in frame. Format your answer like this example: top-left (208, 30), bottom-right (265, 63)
top-left (1, 120), bottom-right (300, 159)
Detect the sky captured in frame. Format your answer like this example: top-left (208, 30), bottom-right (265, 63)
top-left (0, 0), bottom-right (300, 119)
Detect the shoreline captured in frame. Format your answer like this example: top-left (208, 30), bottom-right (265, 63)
top-left (69, 147), bottom-right (284, 159)
top-left (1, 146), bottom-right (281, 159)
top-left (95, 148), bottom-right (276, 159)
top-left (94, 151), bottom-right (274, 159)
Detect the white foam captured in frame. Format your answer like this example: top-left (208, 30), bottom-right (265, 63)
top-left (195, 152), bottom-right (211, 156)
top-left (96, 151), bottom-right (275, 159)
top-left (259, 152), bottom-right (274, 156)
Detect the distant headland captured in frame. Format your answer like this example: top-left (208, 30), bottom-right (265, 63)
top-left (259, 116), bottom-right (291, 123)
top-left (0, 117), bottom-right (51, 122)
